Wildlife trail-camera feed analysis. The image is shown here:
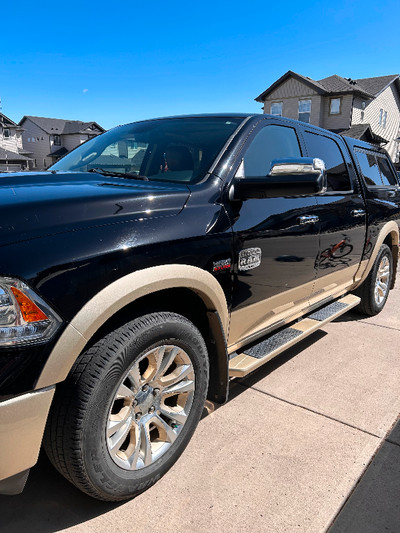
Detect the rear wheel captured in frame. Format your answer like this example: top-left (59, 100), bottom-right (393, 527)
top-left (355, 244), bottom-right (393, 316)
top-left (44, 312), bottom-right (209, 501)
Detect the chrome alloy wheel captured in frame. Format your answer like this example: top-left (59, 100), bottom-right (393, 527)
top-left (107, 345), bottom-right (195, 470)
top-left (374, 255), bottom-right (390, 306)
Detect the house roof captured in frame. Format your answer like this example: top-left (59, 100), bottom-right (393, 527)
top-left (0, 113), bottom-right (18, 128)
top-left (0, 147), bottom-right (31, 161)
top-left (19, 116), bottom-right (105, 135)
top-left (255, 71), bottom-right (400, 102)
top-left (255, 71), bottom-right (327, 102)
top-left (338, 123), bottom-right (388, 144)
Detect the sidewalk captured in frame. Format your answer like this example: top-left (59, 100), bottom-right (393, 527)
top-left (1, 281), bottom-right (400, 532)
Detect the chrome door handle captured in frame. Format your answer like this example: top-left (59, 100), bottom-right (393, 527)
top-left (298, 215), bottom-right (319, 225)
top-left (351, 209), bottom-right (366, 218)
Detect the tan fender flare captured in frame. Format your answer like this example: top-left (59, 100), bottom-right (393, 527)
top-left (353, 221), bottom-right (399, 289)
top-left (35, 264), bottom-right (229, 389)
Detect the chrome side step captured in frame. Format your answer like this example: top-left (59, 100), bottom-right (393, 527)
top-left (228, 294), bottom-right (360, 378)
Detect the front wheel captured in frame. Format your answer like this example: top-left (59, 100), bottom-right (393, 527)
top-left (354, 244), bottom-right (393, 316)
top-left (44, 312), bottom-right (209, 501)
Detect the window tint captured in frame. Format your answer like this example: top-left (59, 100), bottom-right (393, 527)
top-left (354, 150), bottom-right (382, 186)
top-left (377, 156), bottom-right (398, 186)
top-left (303, 132), bottom-right (351, 191)
top-left (244, 125), bottom-right (301, 177)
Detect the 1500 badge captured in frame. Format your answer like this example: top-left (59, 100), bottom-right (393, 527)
top-left (239, 247), bottom-right (262, 271)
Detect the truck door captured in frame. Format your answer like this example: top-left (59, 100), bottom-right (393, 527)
top-left (226, 122), bottom-right (320, 350)
top-left (302, 131), bottom-right (366, 304)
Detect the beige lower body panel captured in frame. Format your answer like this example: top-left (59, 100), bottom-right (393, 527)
top-left (229, 264), bottom-right (360, 354)
top-left (0, 387), bottom-right (55, 481)
top-left (229, 294), bottom-right (360, 378)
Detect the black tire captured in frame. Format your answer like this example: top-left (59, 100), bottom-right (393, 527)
top-left (43, 312), bottom-right (209, 501)
top-left (354, 244), bottom-right (393, 316)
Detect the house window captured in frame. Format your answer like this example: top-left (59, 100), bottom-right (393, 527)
top-left (298, 99), bottom-right (311, 123)
top-left (3, 128), bottom-right (10, 138)
top-left (53, 134), bottom-right (61, 146)
top-left (383, 111), bottom-right (387, 128)
top-left (329, 98), bottom-right (341, 115)
top-left (270, 102), bottom-right (283, 116)
top-left (379, 109), bottom-right (384, 125)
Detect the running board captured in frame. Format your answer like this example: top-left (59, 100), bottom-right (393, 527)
top-left (228, 294), bottom-right (360, 378)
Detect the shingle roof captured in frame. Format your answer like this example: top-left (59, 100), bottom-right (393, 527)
top-left (0, 113), bottom-right (18, 128)
top-left (0, 147), bottom-right (30, 161)
top-left (353, 74), bottom-right (399, 97)
top-left (338, 123), bottom-right (388, 144)
top-left (255, 71), bottom-right (400, 102)
top-left (255, 71), bottom-right (327, 102)
top-left (20, 116), bottom-right (105, 135)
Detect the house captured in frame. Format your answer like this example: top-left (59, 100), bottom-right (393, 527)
top-left (18, 116), bottom-right (105, 170)
top-left (0, 112), bottom-right (31, 172)
top-left (255, 71), bottom-right (400, 163)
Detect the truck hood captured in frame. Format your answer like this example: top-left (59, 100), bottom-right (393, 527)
top-left (0, 171), bottom-right (190, 247)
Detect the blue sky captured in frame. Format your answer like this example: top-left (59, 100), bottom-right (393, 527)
top-left (2, 0), bottom-right (399, 130)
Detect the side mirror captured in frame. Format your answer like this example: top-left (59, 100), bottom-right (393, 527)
top-left (230, 157), bottom-right (327, 200)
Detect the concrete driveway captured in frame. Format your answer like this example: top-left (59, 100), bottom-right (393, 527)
top-left (1, 280), bottom-right (400, 533)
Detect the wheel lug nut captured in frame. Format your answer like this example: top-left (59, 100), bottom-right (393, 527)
top-left (135, 412), bottom-right (142, 421)
top-left (133, 399), bottom-right (138, 407)
top-left (148, 406), bottom-right (155, 414)
top-left (153, 388), bottom-right (160, 396)
top-left (142, 385), bottom-right (149, 392)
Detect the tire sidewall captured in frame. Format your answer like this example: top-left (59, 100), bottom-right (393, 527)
top-left (368, 245), bottom-right (393, 314)
top-left (79, 315), bottom-right (209, 500)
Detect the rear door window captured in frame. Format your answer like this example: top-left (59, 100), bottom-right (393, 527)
top-left (377, 156), bottom-right (398, 186)
top-left (353, 149), bottom-right (383, 187)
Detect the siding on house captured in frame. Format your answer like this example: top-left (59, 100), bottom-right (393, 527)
top-left (1, 129), bottom-right (23, 153)
top-left (62, 134), bottom-right (91, 152)
top-left (0, 113), bottom-right (30, 171)
top-left (321, 94), bottom-right (353, 131)
top-left (352, 85), bottom-right (400, 161)
top-left (267, 78), bottom-right (318, 99)
top-left (21, 120), bottom-right (51, 169)
top-left (264, 92), bottom-right (323, 127)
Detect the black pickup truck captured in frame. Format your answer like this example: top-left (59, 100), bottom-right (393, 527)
top-left (0, 114), bottom-right (399, 500)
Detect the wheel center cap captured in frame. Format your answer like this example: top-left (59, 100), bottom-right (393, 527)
top-left (135, 388), bottom-right (153, 412)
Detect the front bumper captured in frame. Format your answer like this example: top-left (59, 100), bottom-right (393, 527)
top-left (0, 386), bottom-right (55, 495)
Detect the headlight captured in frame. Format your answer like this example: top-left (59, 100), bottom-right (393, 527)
top-left (0, 277), bottom-right (62, 346)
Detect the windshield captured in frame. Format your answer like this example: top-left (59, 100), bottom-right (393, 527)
top-left (50, 117), bottom-right (244, 184)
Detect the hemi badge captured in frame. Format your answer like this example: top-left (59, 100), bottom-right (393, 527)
top-left (213, 259), bottom-right (231, 272)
